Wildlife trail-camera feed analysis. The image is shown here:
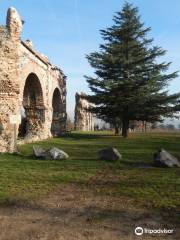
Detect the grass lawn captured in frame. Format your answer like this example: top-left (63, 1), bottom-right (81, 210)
top-left (0, 131), bottom-right (179, 214)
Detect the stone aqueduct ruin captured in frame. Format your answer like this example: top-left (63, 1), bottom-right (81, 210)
top-left (0, 8), bottom-right (67, 152)
top-left (74, 93), bottom-right (94, 131)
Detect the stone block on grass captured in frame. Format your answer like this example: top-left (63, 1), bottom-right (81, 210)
top-left (98, 147), bottom-right (122, 161)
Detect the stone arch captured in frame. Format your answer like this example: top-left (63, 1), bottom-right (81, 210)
top-left (51, 88), bottom-right (63, 136)
top-left (18, 73), bottom-right (45, 138)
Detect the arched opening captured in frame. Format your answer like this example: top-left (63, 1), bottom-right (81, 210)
top-left (51, 88), bottom-right (63, 136)
top-left (18, 73), bottom-right (45, 138)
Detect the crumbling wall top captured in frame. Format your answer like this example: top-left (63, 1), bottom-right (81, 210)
top-left (6, 7), bottom-right (23, 38)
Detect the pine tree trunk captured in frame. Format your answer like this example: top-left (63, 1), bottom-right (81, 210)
top-left (114, 125), bottom-right (119, 135)
top-left (122, 118), bottom-right (129, 138)
top-left (144, 121), bottom-right (147, 132)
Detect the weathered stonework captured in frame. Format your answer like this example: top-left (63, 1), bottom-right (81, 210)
top-left (74, 93), bottom-right (94, 131)
top-left (0, 7), bottom-right (67, 152)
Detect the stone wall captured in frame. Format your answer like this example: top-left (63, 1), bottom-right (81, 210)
top-left (74, 93), bottom-right (94, 131)
top-left (0, 7), bottom-right (67, 152)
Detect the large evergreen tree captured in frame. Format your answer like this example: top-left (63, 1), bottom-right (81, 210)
top-left (84, 2), bottom-right (180, 137)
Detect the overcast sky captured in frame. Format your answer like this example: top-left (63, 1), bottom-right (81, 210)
top-left (0, 0), bottom-right (180, 123)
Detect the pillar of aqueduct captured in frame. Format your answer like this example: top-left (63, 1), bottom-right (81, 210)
top-left (0, 7), bottom-right (67, 152)
top-left (74, 93), bottom-right (94, 131)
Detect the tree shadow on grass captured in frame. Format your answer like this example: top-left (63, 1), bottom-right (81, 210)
top-left (63, 132), bottom-right (114, 140)
top-left (119, 159), bottom-right (153, 168)
top-left (2, 152), bottom-right (51, 162)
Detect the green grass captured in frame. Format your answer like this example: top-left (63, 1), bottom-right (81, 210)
top-left (0, 131), bottom-right (179, 212)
